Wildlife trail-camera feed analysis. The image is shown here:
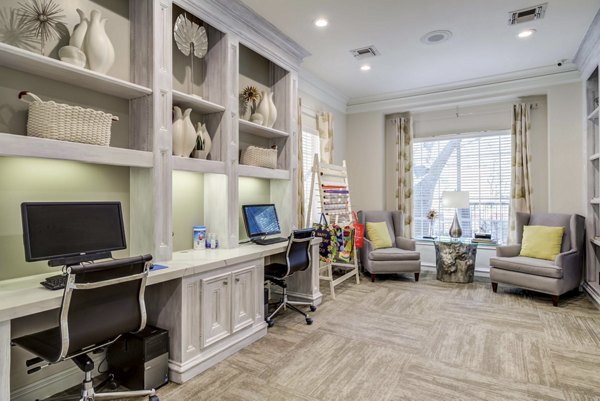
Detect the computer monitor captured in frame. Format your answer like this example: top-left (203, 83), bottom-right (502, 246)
top-left (21, 201), bottom-right (127, 266)
top-left (242, 204), bottom-right (282, 238)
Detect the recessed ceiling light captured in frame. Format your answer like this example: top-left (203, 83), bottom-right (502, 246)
top-left (518, 29), bottom-right (536, 38)
top-left (360, 65), bottom-right (371, 71)
top-left (420, 30), bottom-right (453, 45)
top-left (314, 18), bottom-right (328, 27)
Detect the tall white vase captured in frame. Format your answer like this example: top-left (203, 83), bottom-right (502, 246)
top-left (181, 108), bottom-right (197, 157)
top-left (71, 9), bottom-right (89, 49)
top-left (83, 10), bottom-right (115, 74)
top-left (266, 92), bottom-right (277, 128)
top-left (172, 106), bottom-right (184, 156)
top-left (256, 91), bottom-right (270, 127)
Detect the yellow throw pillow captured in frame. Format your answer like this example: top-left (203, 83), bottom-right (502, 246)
top-left (520, 225), bottom-right (565, 261)
top-left (366, 221), bottom-right (392, 249)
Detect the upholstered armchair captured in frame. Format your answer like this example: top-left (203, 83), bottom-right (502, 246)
top-left (357, 211), bottom-right (421, 282)
top-left (489, 212), bottom-right (585, 306)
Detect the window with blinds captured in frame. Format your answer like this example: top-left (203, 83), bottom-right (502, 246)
top-left (302, 130), bottom-right (321, 226)
top-left (412, 131), bottom-right (511, 242)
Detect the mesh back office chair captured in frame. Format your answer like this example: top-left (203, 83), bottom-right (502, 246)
top-left (12, 255), bottom-right (159, 401)
top-left (264, 228), bottom-right (317, 327)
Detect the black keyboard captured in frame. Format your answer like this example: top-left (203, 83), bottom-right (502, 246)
top-left (252, 237), bottom-right (288, 245)
top-left (41, 274), bottom-right (67, 291)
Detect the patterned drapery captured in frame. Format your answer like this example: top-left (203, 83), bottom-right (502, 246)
top-left (394, 117), bottom-right (413, 238)
top-left (297, 98), bottom-right (305, 228)
top-left (317, 111), bottom-right (334, 164)
top-left (509, 103), bottom-right (533, 243)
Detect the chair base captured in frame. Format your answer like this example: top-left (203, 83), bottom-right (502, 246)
top-left (266, 280), bottom-right (314, 326)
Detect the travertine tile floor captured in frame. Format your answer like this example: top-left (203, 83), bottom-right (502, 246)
top-left (122, 271), bottom-right (600, 401)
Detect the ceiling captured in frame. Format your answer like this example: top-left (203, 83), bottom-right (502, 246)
top-left (240, 0), bottom-right (600, 101)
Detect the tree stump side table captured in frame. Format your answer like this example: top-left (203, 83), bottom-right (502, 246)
top-left (434, 240), bottom-right (478, 283)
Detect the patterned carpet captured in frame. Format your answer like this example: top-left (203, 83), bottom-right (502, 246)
top-left (125, 271), bottom-right (600, 401)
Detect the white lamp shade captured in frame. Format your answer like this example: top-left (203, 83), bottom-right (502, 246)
top-left (442, 191), bottom-right (470, 208)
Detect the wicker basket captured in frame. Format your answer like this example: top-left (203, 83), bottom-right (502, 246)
top-left (240, 145), bottom-right (277, 169)
top-left (19, 91), bottom-right (118, 146)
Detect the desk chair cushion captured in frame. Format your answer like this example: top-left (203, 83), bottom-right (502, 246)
top-left (13, 327), bottom-right (62, 363)
top-left (490, 256), bottom-right (563, 279)
top-left (368, 248), bottom-right (420, 261)
top-left (264, 263), bottom-right (288, 279)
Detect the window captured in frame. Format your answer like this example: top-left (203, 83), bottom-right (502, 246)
top-left (302, 129), bottom-right (321, 225)
top-left (412, 131), bottom-right (511, 242)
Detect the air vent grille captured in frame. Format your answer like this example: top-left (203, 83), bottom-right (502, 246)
top-left (508, 3), bottom-right (547, 25)
top-left (350, 46), bottom-right (380, 60)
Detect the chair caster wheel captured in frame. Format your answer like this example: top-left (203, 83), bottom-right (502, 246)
top-left (149, 396), bottom-right (160, 401)
top-left (306, 317), bottom-right (313, 325)
top-left (310, 305), bottom-right (317, 312)
top-left (266, 319), bottom-right (274, 327)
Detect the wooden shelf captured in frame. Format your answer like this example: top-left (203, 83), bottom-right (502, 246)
top-left (591, 198), bottom-right (600, 205)
top-left (588, 106), bottom-right (599, 121)
top-left (172, 156), bottom-right (226, 174)
top-left (238, 164), bottom-right (289, 180)
top-left (0, 42), bottom-right (152, 100)
top-left (172, 90), bottom-right (226, 114)
top-left (0, 133), bottom-right (153, 168)
top-left (590, 153), bottom-right (600, 161)
top-left (591, 238), bottom-right (600, 247)
top-left (239, 119), bottom-right (289, 139)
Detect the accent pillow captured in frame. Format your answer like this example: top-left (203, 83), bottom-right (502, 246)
top-left (519, 225), bottom-right (565, 261)
top-left (366, 222), bottom-right (392, 249)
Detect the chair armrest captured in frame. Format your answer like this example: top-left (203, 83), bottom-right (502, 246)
top-left (496, 244), bottom-right (521, 257)
top-left (396, 237), bottom-right (416, 251)
top-left (554, 250), bottom-right (579, 269)
top-left (363, 238), bottom-right (375, 253)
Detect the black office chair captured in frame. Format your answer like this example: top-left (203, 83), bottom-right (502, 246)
top-left (264, 228), bottom-right (317, 327)
top-left (12, 255), bottom-right (159, 401)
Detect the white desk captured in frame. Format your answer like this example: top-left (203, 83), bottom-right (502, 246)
top-left (0, 240), bottom-right (322, 401)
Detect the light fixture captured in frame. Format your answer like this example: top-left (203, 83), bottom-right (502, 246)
top-left (420, 30), bottom-right (453, 45)
top-left (360, 64), bottom-right (371, 71)
top-left (518, 29), bottom-right (536, 38)
top-left (442, 191), bottom-right (470, 239)
top-left (314, 18), bottom-right (328, 27)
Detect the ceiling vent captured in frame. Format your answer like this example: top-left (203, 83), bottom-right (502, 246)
top-left (508, 3), bottom-right (547, 25)
top-left (420, 30), bottom-right (453, 45)
top-left (350, 46), bottom-right (380, 60)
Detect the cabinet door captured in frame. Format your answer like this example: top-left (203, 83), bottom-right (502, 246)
top-left (201, 273), bottom-right (231, 348)
top-left (232, 265), bottom-right (256, 333)
top-left (182, 276), bottom-right (202, 361)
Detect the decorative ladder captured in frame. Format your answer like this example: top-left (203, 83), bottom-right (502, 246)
top-left (307, 154), bottom-right (360, 299)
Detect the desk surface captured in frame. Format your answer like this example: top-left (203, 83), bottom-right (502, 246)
top-left (0, 240), bottom-right (320, 322)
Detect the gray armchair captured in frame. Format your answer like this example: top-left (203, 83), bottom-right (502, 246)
top-left (357, 211), bottom-right (421, 282)
top-left (490, 212), bottom-right (585, 306)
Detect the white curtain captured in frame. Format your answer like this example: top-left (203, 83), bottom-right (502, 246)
top-left (317, 111), bottom-right (334, 163)
top-left (394, 117), bottom-right (414, 238)
top-left (297, 98), bottom-right (305, 228)
top-left (509, 103), bottom-right (533, 243)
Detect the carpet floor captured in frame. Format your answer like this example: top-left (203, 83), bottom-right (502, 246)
top-left (119, 270), bottom-right (600, 401)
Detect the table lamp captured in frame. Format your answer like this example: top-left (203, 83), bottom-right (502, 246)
top-left (442, 191), bottom-right (469, 239)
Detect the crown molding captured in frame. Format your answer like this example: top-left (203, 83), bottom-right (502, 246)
top-left (574, 9), bottom-right (600, 79)
top-left (299, 69), bottom-right (349, 114)
top-left (346, 66), bottom-right (581, 114)
top-left (177, 0), bottom-right (310, 69)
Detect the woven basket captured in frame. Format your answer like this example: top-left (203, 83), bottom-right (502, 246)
top-left (19, 91), bottom-right (118, 146)
top-left (240, 145), bottom-right (277, 169)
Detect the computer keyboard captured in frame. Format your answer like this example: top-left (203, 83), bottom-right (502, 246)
top-left (252, 237), bottom-right (288, 245)
top-left (41, 274), bottom-right (67, 291)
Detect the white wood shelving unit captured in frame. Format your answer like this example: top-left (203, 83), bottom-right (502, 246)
top-left (172, 89), bottom-right (226, 114)
top-left (238, 119), bottom-right (289, 138)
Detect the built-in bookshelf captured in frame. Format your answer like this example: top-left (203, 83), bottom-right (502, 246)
top-left (586, 65), bottom-right (600, 291)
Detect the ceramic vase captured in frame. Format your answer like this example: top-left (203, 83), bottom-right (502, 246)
top-left (265, 92), bottom-right (277, 128)
top-left (173, 107), bottom-right (196, 157)
top-left (83, 10), bottom-right (115, 74)
top-left (58, 9), bottom-right (88, 68)
top-left (256, 91), bottom-right (270, 127)
top-left (71, 9), bottom-right (89, 49)
top-left (195, 122), bottom-right (212, 157)
top-left (172, 106), bottom-right (184, 156)
top-left (250, 113), bottom-right (263, 125)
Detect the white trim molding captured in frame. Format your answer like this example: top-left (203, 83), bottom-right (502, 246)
top-left (574, 9), bottom-right (600, 79)
top-left (347, 65), bottom-right (581, 114)
top-left (299, 69), bottom-right (349, 114)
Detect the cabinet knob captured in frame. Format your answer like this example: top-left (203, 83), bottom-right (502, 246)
top-left (235, 278), bottom-right (240, 282)
top-left (223, 281), bottom-right (228, 285)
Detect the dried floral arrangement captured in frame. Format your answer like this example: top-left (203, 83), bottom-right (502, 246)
top-left (18, 0), bottom-right (65, 55)
top-left (426, 209), bottom-right (438, 221)
top-left (241, 85), bottom-right (261, 113)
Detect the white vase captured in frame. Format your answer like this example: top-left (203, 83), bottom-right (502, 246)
top-left (181, 108), bottom-right (197, 157)
top-left (266, 92), bottom-right (277, 128)
top-left (250, 113), bottom-right (263, 125)
top-left (58, 46), bottom-right (86, 67)
top-left (83, 10), bottom-right (115, 74)
top-left (71, 9), bottom-right (89, 49)
top-left (172, 106), bottom-right (184, 156)
top-left (256, 91), bottom-right (270, 127)
top-left (196, 122), bottom-right (212, 157)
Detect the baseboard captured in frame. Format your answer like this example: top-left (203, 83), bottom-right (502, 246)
top-left (11, 352), bottom-right (105, 401)
top-left (583, 281), bottom-right (600, 310)
top-left (168, 323), bottom-right (267, 383)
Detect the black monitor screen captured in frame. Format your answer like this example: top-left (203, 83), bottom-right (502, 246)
top-left (242, 204), bottom-right (281, 238)
top-left (21, 202), bottom-right (127, 262)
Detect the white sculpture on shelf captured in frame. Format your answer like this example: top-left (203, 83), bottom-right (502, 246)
top-left (58, 9), bottom-right (115, 74)
top-left (172, 106), bottom-right (198, 157)
top-left (194, 122), bottom-right (212, 159)
top-left (256, 91), bottom-right (277, 128)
